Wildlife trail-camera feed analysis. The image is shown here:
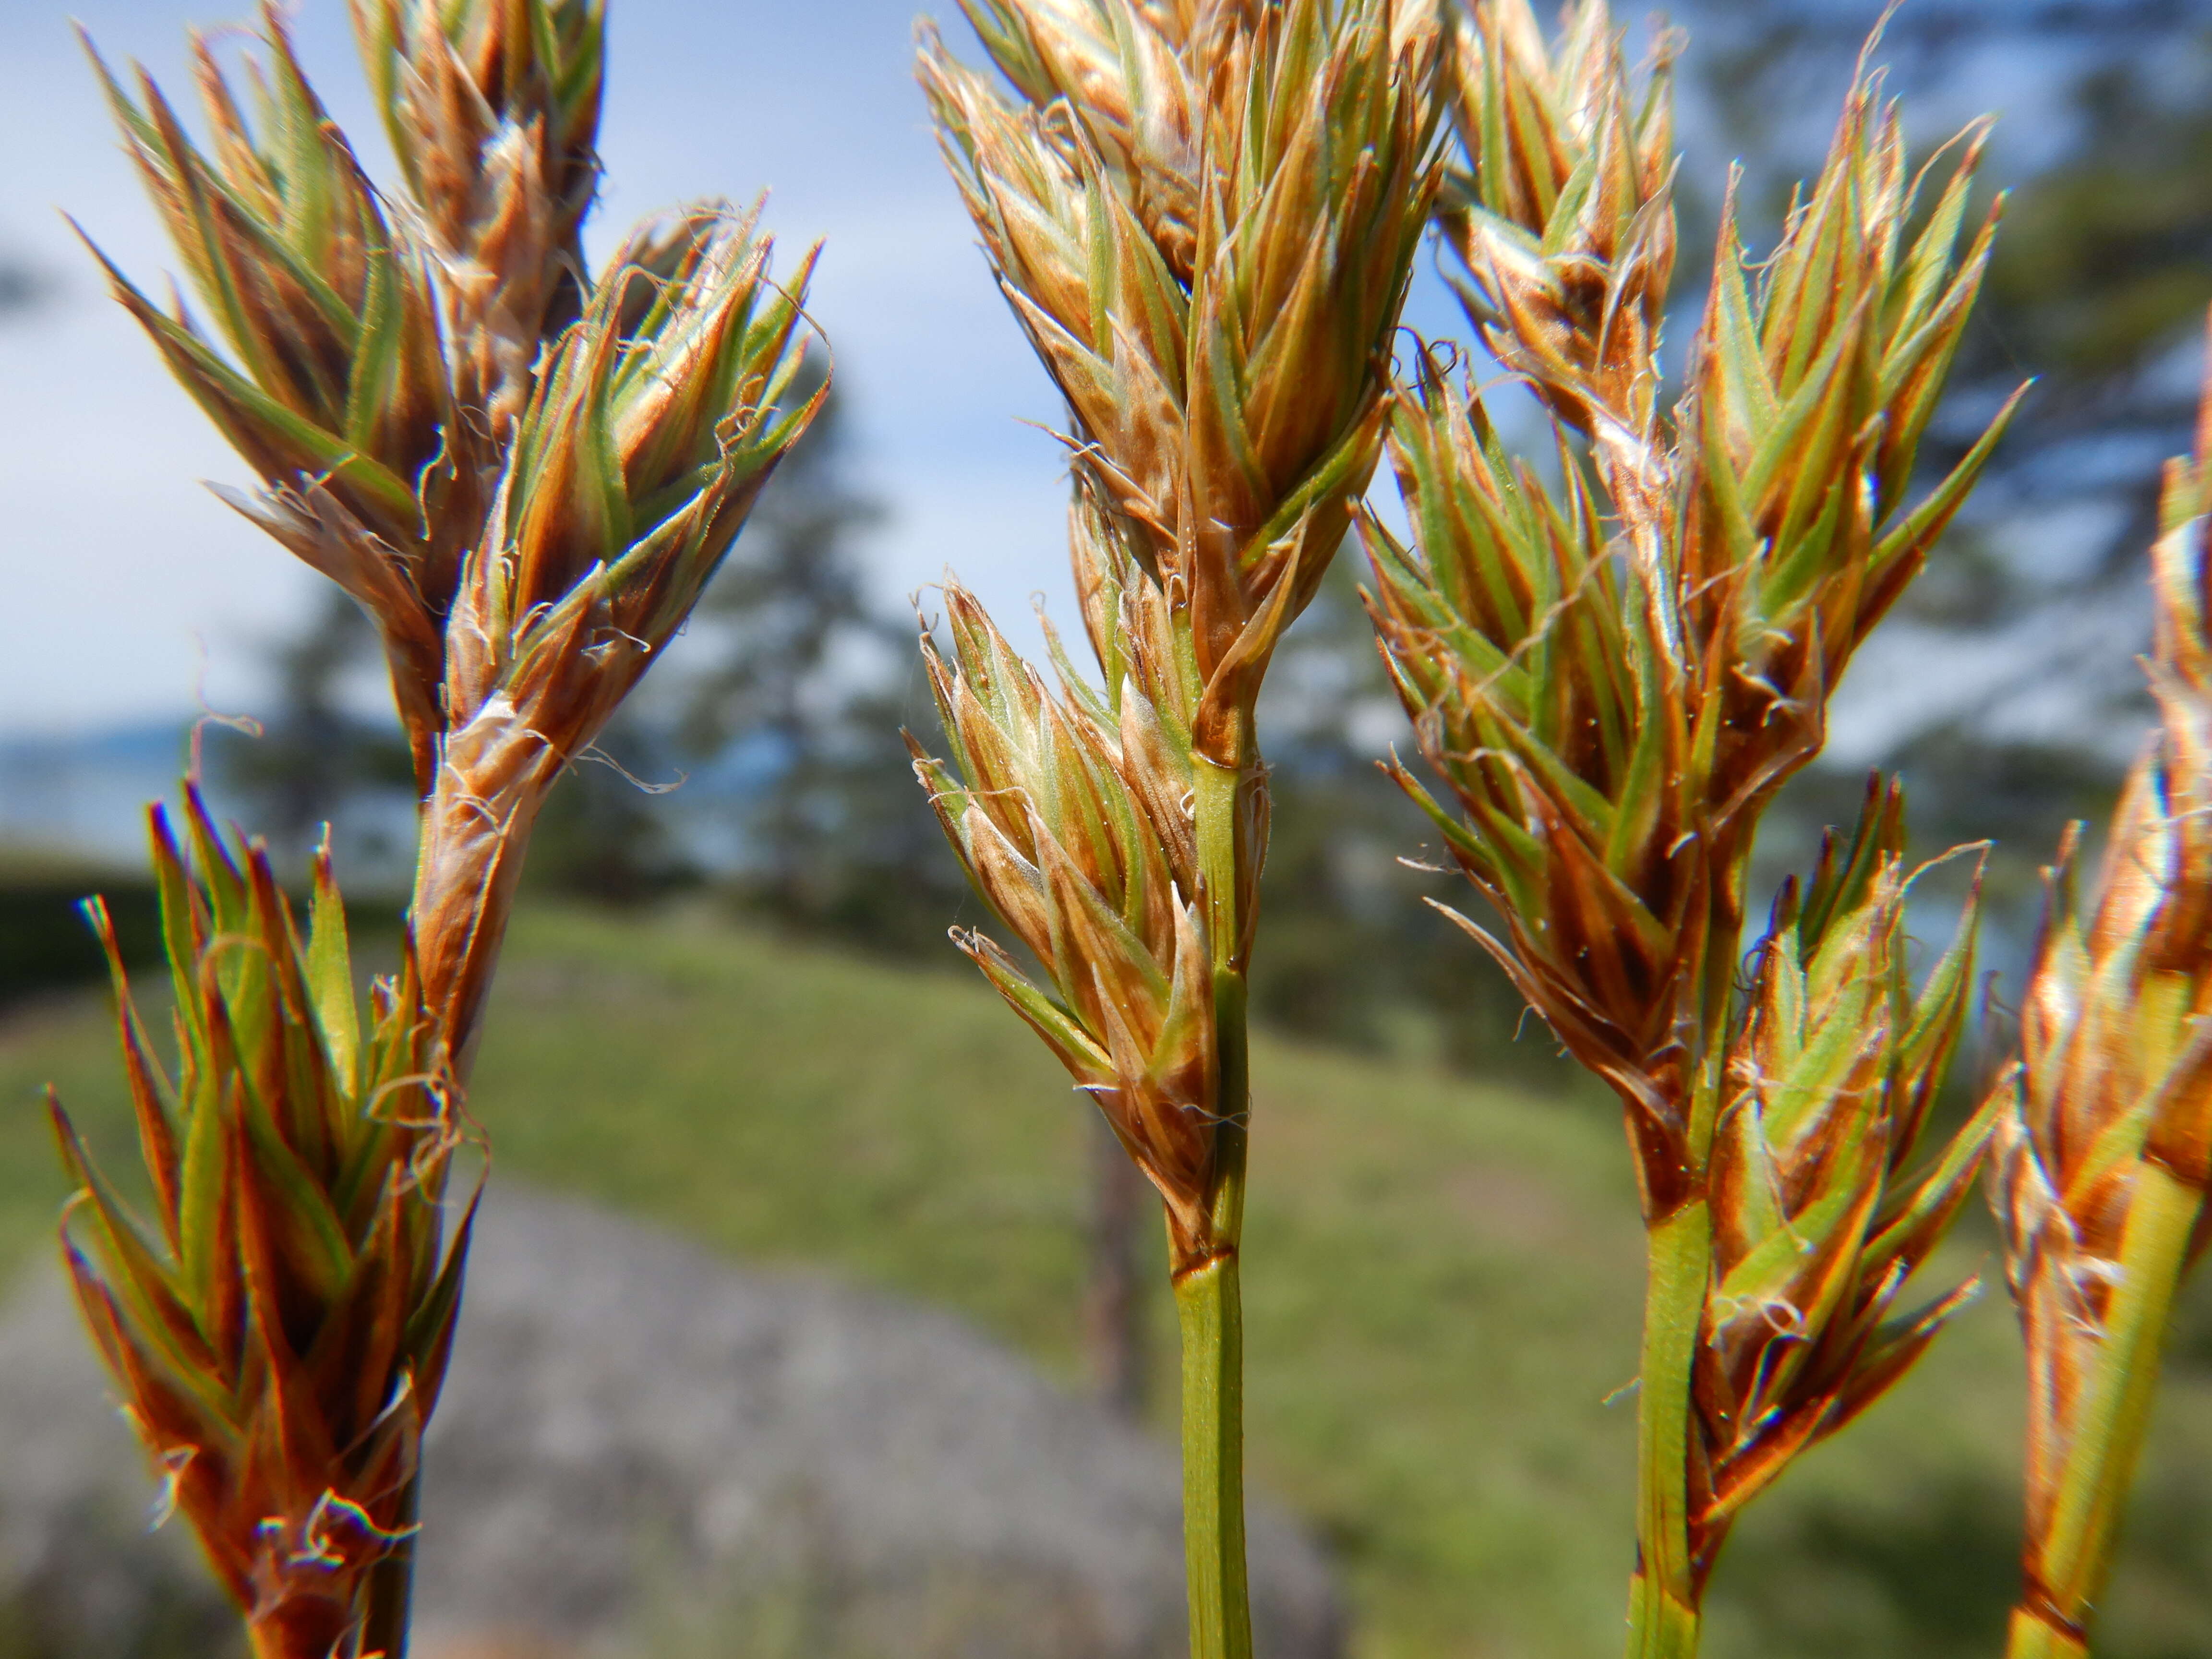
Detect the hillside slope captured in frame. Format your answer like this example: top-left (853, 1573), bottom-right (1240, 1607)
top-left (3, 902), bottom-right (2208, 1659)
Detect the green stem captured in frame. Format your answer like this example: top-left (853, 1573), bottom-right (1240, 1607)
top-left (1175, 1248), bottom-right (1252, 1659)
top-left (1191, 751), bottom-right (1244, 975)
top-left (2005, 1610), bottom-right (2087, 1659)
top-left (247, 1596), bottom-right (351, 1659)
top-left (358, 1471), bottom-right (418, 1659)
top-left (2008, 1159), bottom-right (2205, 1659)
top-left (1181, 745), bottom-right (1254, 1659)
top-left (1625, 1197), bottom-right (1711, 1659)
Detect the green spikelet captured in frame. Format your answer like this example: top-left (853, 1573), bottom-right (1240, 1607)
top-left (52, 787), bottom-right (476, 1659)
top-left (1991, 316), bottom-right (2212, 1659)
top-left (1364, 8), bottom-right (2022, 1651)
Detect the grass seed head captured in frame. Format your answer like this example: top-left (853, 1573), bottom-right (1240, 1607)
top-left (1990, 337), bottom-right (2212, 1616)
top-left (49, 787), bottom-right (474, 1659)
top-left (922, 0), bottom-right (1443, 767)
top-left (914, 582), bottom-right (1225, 1270)
top-left (84, 0), bottom-right (824, 1056)
top-left (1366, 23), bottom-right (2018, 1215)
top-left (1689, 776), bottom-right (1993, 1582)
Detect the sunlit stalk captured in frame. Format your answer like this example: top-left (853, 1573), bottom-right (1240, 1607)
top-left (1626, 1198), bottom-right (1709, 1659)
top-left (2006, 1164), bottom-right (2205, 1659)
top-left (1181, 724), bottom-right (1257, 1655)
top-left (360, 1476), bottom-right (422, 1659)
top-left (1990, 344), bottom-right (2212, 1659)
top-left (1176, 1242), bottom-right (1252, 1659)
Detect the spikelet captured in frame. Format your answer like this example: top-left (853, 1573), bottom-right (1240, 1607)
top-left (1364, 7), bottom-right (2020, 1647)
top-left (920, 0), bottom-right (1443, 776)
top-left (913, 0), bottom-right (1441, 1180)
top-left (914, 0), bottom-right (1440, 1250)
top-left (1436, 0), bottom-right (1675, 465)
top-left (1366, 27), bottom-right (2016, 1220)
top-left (412, 207), bottom-right (821, 1056)
top-left (78, 8), bottom-right (465, 777)
top-left (79, 10), bottom-right (455, 534)
top-left (83, 0), bottom-right (824, 1052)
top-left (1690, 778), bottom-right (1993, 1588)
top-left (912, 0), bottom-right (1443, 1252)
top-left (914, 583), bottom-right (1223, 1268)
top-left (349, 0), bottom-right (605, 438)
top-left (49, 787), bottom-right (473, 1659)
top-left (1989, 325), bottom-right (2212, 1659)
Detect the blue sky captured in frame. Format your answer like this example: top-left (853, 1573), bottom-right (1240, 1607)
top-left (0, 0), bottom-right (1050, 732)
top-left (0, 0), bottom-right (2152, 751)
top-left (0, 0), bottom-right (1479, 737)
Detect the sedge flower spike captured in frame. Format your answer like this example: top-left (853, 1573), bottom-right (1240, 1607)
top-left (911, 3), bottom-right (1441, 1654)
top-left (67, 4), bottom-right (826, 1653)
top-left (1435, 0), bottom-right (1677, 531)
top-left (914, 582), bottom-right (1222, 1269)
top-left (1990, 317), bottom-right (2212, 1659)
top-left (1687, 779), bottom-right (1994, 1586)
top-left (81, 0), bottom-right (822, 1057)
top-left (915, 0), bottom-right (1443, 1215)
top-left (79, 0), bottom-right (818, 838)
top-left (1363, 5), bottom-right (2021, 1652)
top-left (50, 789), bottom-right (474, 1659)
top-left (350, 0), bottom-right (607, 441)
top-left (921, 0), bottom-right (1443, 778)
top-left (79, 9), bottom-right (468, 782)
top-left (412, 206), bottom-right (821, 1059)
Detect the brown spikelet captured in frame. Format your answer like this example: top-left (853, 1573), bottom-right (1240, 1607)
top-left (351, 0), bottom-right (605, 441)
top-left (1989, 314), bottom-right (2212, 1656)
top-left (1437, 0), bottom-right (1677, 452)
top-left (1364, 4), bottom-right (2018, 1640)
top-left (1688, 781), bottom-right (1992, 1586)
top-left (83, 0), bottom-right (818, 842)
top-left (411, 209), bottom-right (823, 1058)
top-left (51, 791), bottom-right (475, 1659)
top-left (912, 0), bottom-right (1442, 1249)
top-left (77, 7), bottom-right (469, 783)
top-left (913, 0), bottom-right (1441, 1257)
top-left (914, 581), bottom-right (1223, 1268)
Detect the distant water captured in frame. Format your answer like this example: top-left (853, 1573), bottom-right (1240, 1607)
top-left (0, 716), bottom-right (794, 883)
top-left (0, 720), bottom-right (410, 883)
top-left (0, 721), bottom-right (198, 865)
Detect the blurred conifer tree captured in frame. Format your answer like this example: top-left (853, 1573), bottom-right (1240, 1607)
top-left (215, 590), bottom-right (414, 878)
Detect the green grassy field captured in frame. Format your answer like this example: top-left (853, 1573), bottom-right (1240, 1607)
top-left (4, 902), bottom-right (2210, 1659)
